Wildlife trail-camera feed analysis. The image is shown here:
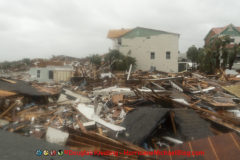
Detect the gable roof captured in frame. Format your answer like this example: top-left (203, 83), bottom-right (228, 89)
top-left (212, 25), bottom-right (240, 34)
top-left (174, 109), bottom-right (213, 141)
top-left (119, 107), bottom-right (212, 145)
top-left (0, 79), bottom-right (59, 96)
top-left (107, 27), bottom-right (179, 39)
top-left (120, 107), bottom-right (169, 145)
top-left (123, 27), bottom-right (179, 38)
top-left (107, 28), bottom-right (132, 38)
top-left (205, 24), bottom-right (240, 40)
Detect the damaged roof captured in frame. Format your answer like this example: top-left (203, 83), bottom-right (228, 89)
top-left (0, 78), bottom-right (59, 96)
top-left (0, 129), bottom-right (103, 160)
top-left (120, 107), bottom-right (169, 145)
top-left (120, 107), bottom-right (212, 145)
top-left (174, 109), bottom-right (213, 141)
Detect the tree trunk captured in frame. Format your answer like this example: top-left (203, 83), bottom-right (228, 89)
top-left (216, 49), bottom-right (220, 69)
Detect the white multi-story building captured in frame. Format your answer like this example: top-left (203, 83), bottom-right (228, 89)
top-left (107, 27), bottom-right (180, 72)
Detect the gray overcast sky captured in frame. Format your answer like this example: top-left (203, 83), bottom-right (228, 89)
top-left (0, 0), bottom-right (240, 61)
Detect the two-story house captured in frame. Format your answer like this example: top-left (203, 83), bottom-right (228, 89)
top-left (204, 24), bottom-right (240, 69)
top-left (107, 27), bottom-right (180, 72)
top-left (204, 24), bottom-right (240, 46)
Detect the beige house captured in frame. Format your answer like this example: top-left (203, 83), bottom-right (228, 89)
top-left (107, 27), bottom-right (180, 72)
top-left (29, 66), bottom-right (73, 83)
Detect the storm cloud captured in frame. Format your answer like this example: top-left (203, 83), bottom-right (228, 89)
top-left (0, 0), bottom-right (240, 61)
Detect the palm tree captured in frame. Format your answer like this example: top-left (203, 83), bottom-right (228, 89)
top-left (209, 35), bottom-right (231, 70)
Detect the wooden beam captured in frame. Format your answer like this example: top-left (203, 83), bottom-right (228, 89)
top-left (0, 101), bottom-right (18, 118)
top-left (170, 111), bottom-right (177, 135)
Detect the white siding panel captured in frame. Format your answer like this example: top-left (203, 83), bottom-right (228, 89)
top-left (118, 34), bottom-right (179, 72)
top-left (53, 70), bottom-right (73, 82)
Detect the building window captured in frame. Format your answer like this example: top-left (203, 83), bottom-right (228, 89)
top-left (37, 70), bottom-right (40, 78)
top-left (49, 70), bottom-right (53, 79)
top-left (150, 52), bottom-right (155, 59)
top-left (230, 38), bottom-right (235, 43)
top-left (150, 66), bottom-right (156, 71)
top-left (117, 38), bottom-right (122, 45)
top-left (166, 51), bottom-right (171, 59)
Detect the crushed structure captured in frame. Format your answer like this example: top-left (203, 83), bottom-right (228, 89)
top-left (1, 59), bottom-right (240, 159)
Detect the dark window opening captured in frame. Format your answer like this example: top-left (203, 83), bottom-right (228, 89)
top-left (166, 51), bottom-right (171, 59)
top-left (37, 70), bottom-right (40, 78)
top-left (230, 38), bottom-right (235, 43)
top-left (151, 52), bottom-right (155, 59)
top-left (49, 70), bottom-right (53, 79)
top-left (150, 66), bottom-right (156, 71)
top-left (118, 38), bottom-right (122, 45)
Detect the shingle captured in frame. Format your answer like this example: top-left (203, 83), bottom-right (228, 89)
top-left (119, 107), bottom-right (212, 145)
top-left (0, 79), bottom-right (54, 96)
top-left (174, 109), bottom-right (213, 141)
top-left (120, 106), bottom-right (169, 145)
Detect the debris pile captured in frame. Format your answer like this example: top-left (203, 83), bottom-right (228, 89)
top-left (1, 69), bottom-right (240, 159)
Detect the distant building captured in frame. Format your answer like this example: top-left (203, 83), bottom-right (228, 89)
top-left (178, 53), bottom-right (191, 72)
top-left (204, 24), bottom-right (240, 69)
top-left (107, 27), bottom-right (180, 72)
top-left (29, 66), bottom-right (73, 83)
top-left (204, 24), bottom-right (240, 46)
top-left (178, 53), bottom-right (188, 62)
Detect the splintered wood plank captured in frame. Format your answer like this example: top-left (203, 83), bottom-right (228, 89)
top-left (0, 101), bottom-right (18, 118)
top-left (0, 78), bottom-right (16, 84)
top-left (112, 94), bottom-right (124, 104)
top-left (0, 90), bottom-right (16, 97)
top-left (210, 102), bottom-right (236, 107)
top-left (17, 106), bottom-right (38, 115)
top-left (75, 117), bottom-right (87, 133)
top-left (202, 115), bottom-right (240, 133)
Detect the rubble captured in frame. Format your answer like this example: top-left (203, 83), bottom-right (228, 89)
top-left (46, 127), bottom-right (69, 145)
top-left (77, 103), bottom-right (126, 132)
top-left (1, 68), bottom-right (240, 159)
